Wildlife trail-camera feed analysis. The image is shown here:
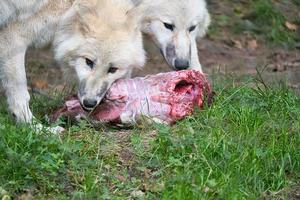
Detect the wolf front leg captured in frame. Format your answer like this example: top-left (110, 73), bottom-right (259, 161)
top-left (0, 43), bottom-right (33, 123)
top-left (0, 18), bottom-right (65, 133)
top-left (0, 40), bottom-right (64, 133)
top-left (190, 39), bottom-right (203, 73)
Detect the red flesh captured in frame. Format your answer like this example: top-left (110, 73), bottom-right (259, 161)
top-left (52, 70), bottom-right (211, 125)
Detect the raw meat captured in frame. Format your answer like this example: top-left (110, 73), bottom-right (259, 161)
top-left (51, 70), bottom-right (212, 125)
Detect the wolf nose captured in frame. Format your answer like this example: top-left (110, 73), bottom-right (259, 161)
top-left (174, 59), bottom-right (190, 70)
top-left (82, 99), bottom-right (98, 110)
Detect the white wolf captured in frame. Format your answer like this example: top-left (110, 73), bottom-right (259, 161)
top-left (0, 0), bottom-right (145, 128)
top-left (133, 0), bottom-right (210, 72)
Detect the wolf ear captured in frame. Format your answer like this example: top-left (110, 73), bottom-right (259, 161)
top-left (126, 3), bottom-right (145, 30)
top-left (75, 0), bottom-right (100, 33)
top-left (197, 11), bottom-right (211, 38)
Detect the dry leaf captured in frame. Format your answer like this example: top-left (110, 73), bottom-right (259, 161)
top-left (16, 191), bottom-right (34, 200)
top-left (233, 40), bottom-right (243, 49)
top-left (2, 195), bottom-right (11, 200)
top-left (204, 186), bottom-right (210, 193)
top-left (285, 21), bottom-right (298, 31)
top-left (130, 190), bottom-right (145, 198)
top-left (16, 194), bottom-right (33, 200)
top-left (247, 39), bottom-right (258, 50)
top-left (32, 79), bottom-right (49, 89)
top-left (116, 175), bottom-right (126, 182)
top-left (225, 39), bottom-right (243, 49)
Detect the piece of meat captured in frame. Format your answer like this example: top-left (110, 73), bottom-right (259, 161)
top-left (51, 70), bottom-right (212, 126)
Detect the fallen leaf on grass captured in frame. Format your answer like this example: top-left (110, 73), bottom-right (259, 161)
top-left (234, 40), bottom-right (243, 49)
top-left (247, 39), bottom-right (258, 50)
top-left (16, 193), bottom-right (33, 200)
top-left (2, 195), bottom-right (11, 200)
top-left (231, 39), bottom-right (243, 49)
top-left (116, 175), bottom-right (126, 182)
top-left (203, 186), bottom-right (210, 193)
top-left (131, 190), bottom-right (145, 198)
top-left (32, 79), bottom-right (49, 89)
top-left (224, 39), bottom-right (243, 49)
top-left (285, 21), bottom-right (298, 31)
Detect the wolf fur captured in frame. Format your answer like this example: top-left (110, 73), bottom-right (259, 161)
top-left (133, 0), bottom-right (210, 72)
top-left (0, 0), bottom-right (50, 27)
top-left (0, 0), bottom-right (145, 128)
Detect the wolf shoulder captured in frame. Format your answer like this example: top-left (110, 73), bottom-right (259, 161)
top-left (0, 0), bottom-right (50, 27)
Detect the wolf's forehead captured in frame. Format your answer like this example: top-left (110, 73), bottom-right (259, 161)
top-left (150, 0), bottom-right (207, 25)
top-left (177, 1), bottom-right (207, 21)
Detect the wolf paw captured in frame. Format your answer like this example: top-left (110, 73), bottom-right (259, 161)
top-left (32, 123), bottom-right (65, 134)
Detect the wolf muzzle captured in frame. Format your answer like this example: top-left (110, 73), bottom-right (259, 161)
top-left (165, 43), bottom-right (190, 70)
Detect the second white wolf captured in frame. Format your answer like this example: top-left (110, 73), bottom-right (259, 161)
top-left (134, 0), bottom-right (210, 72)
top-left (0, 0), bottom-right (145, 129)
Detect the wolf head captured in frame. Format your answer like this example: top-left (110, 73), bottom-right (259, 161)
top-left (54, 0), bottom-right (145, 110)
top-left (139, 0), bottom-right (210, 70)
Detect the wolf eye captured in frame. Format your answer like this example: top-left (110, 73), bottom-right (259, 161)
top-left (85, 58), bottom-right (94, 69)
top-left (163, 23), bottom-right (174, 31)
top-left (108, 66), bottom-right (118, 74)
top-left (189, 25), bottom-right (197, 32)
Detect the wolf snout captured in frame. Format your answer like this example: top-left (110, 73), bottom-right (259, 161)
top-left (174, 59), bottom-right (190, 70)
top-left (165, 44), bottom-right (191, 70)
top-left (82, 98), bottom-right (99, 110)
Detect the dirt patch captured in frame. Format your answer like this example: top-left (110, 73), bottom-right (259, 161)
top-left (263, 184), bottom-right (300, 200)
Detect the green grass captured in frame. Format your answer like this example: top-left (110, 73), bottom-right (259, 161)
top-left (246, 0), bottom-right (298, 45)
top-left (0, 75), bottom-right (300, 199)
top-left (208, 0), bottom-right (300, 47)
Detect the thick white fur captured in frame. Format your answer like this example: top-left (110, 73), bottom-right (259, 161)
top-left (0, 0), bottom-right (50, 27)
top-left (134, 0), bottom-right (210, 72)
top-left (0, 0), bottom-right (145, 131)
